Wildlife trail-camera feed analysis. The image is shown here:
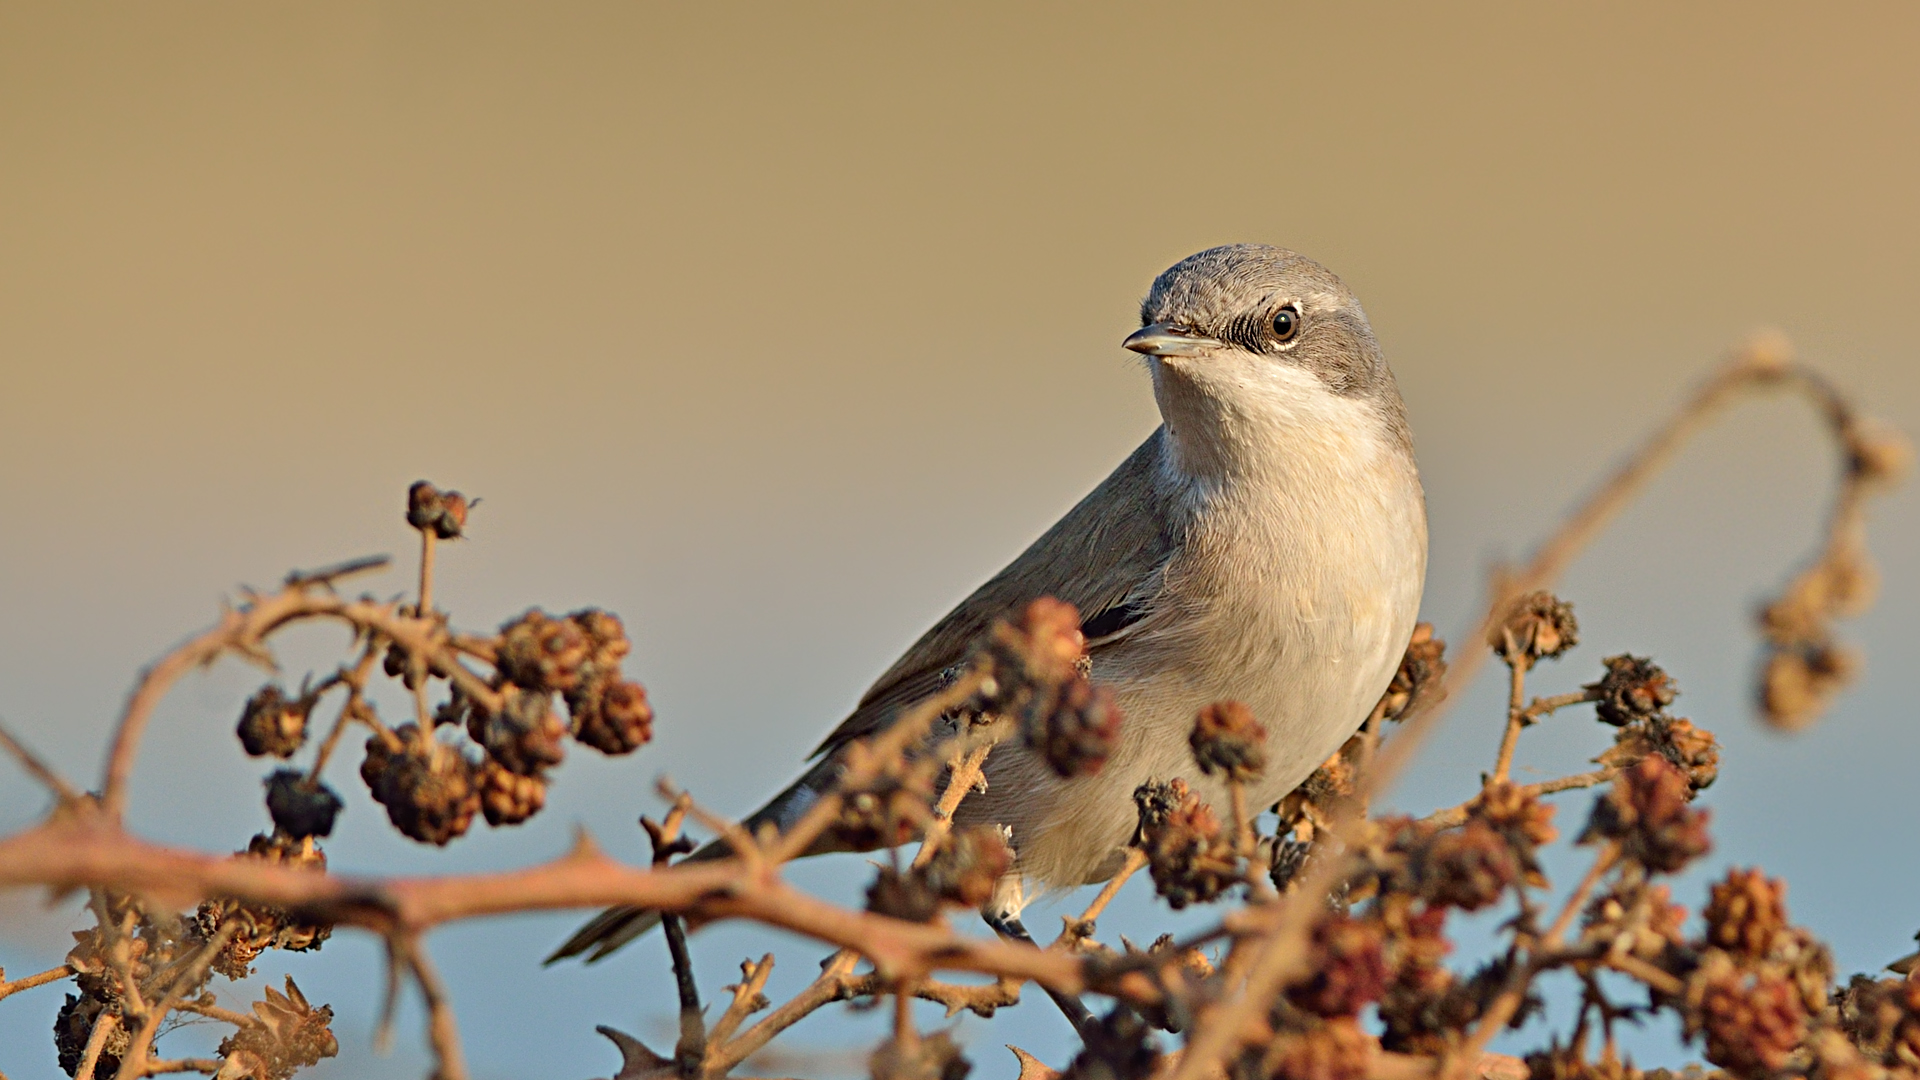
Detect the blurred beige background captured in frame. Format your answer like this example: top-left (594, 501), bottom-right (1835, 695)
top-left (2, 4), bottom-right (1915, 1077)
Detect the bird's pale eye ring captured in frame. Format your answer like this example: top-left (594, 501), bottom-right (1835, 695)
top-left (1271, 305), bottom-right (1301, 343)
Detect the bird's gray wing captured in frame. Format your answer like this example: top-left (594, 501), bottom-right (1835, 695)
top-left (810, 426), bottom-right (1182, 758)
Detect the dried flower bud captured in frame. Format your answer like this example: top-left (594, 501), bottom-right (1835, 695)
top-left (922, 826), bottom-right (1014, 908)
top-left (1290, 915), bottom-right (1390, 1017)
top-left (1689, 960), bottom-right (1807, 1075)
top-left (264, 769), bottom-right (343, 840)
top-left (1026, 679), bottom-right (1122, 779)
top-left (237, 686), bottom-right (310, 759)
top-left (472, 687), bottom-right (566, 776)
top-left (1470, 782), bottom-right (1558, 850)
top-left (566, 677), bottom-right (655, 755)
top-left (216, 977), bottom-right (340, 1080)
top-left (478, 757), bottom-right (548, 827)
top-left (360, 724), bottom-right (480, 845)
top-left (1580, 880), bottom-right (1688, 966)
top-left (830, 754), bottom-right (937, 851)
top-left (988, 597), bottom-right (1086, 691)
top-left (1761, 642), bottom-right (1859, 732)
top-left (1582, 756), bottom-right (1711, 874)
top-left (979, 599), bottom-right (1121, 778)
top-left (1834, 975), bottom-right (1910, 1063)
top-left (871, 1031), bottom-right (972, 1080)
top-left (1703, 868), bottom-right (1789, 960)
top-left (1264, 1019), bottom-right (1374, 1080)
top-left (1421, 821), bottom-right (1521, 911)
top-left (569, 607), bottom-right (633, 670)
top-left (1190, 701), bottom-right (1267, 782)
top-left (1064, 1009), bottom-right (1161, 1080)
top-left (382, 641), bottom-right (427, 690)
top-left (1375, 623), bottom-right (1448, 723)
top-left (1133, 779), bottom-right (1238, 909)
top-left (1587, 654), bottom-right (1679, 727)
top-left (1489, 592), bottom-right (1579, 667)
top-left (406, 480), bottom-right (468, 539)
top-left (497, 609), bottom-right (590, 693)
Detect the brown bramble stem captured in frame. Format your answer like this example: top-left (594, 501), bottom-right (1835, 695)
top-left (1418, 769), bottom-right (1620, 830)
top-left (114, 920), bottom-right (240, 1080)
top-left (707, 954), bottom-right (775, 1049)
top-left (171, 998), bottom-right (253, 1028)
top-left (0, 963), bottom-right (74, 1002)
top-left (1491, 661), bottom-right (1528, 784)
top-left (1075, 848), bottom-right (1148, 930)
top-left (74, 1011), bottom-right (120, 1080)
top-left (140, 1061), bottom-right (222, 1077)
top-left (303, 642), bottom-right (384, 785)
top-left (0, 718), bottom-right (81, 805)
top-left (401, 936), bottom-right (468, 1080)
top-left (711, 950), bottom-right (862, 1073)
top-left (418, 528), bottom-right (437, 617)
top-left (913, 742), bottom-right (994, 870)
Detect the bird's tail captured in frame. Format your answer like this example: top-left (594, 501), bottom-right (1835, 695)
top-left (544, 759), bottom-right (841, 965)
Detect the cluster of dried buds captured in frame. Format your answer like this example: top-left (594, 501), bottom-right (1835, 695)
top-left (976, 598), bottom-right (1122, 779)
top-left (866, 826), bottom-right (1015, 923)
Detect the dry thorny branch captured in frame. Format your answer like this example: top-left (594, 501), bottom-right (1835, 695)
top-left (0, 335), bottom-right (1913, 1080)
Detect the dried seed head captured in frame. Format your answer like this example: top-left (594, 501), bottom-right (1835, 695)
top-left (55, 991), bottom-right (129, 1077)
top-left (1420, 821), bottom-right (1521, 911)
top-left (360, 724), bottom-right (480, 845)
top-left (263, 769), bottom-right (343, 840)
top-left (1190, 701), bottom-right (1267, 782)
top-left (871, 1031), bottom-right (973, 1080)
top-left (1761, 642), bottom-right (1860, 732)
top-left (1469, 782), bottom-right (1559, 850)
top-left (472, 687), bottom-right (567, 776)
top-left (865, 866), bottom-right (943, 923)
top-left (1582, 756), bottom-right (1712, 874)
top-left (1264, 1019), bottom-right (1374, 1080)
top-left (217, 977), bottom-right (340, 1080)
top-left (195, 834), bottom-right (332, 980)
top-left (237, 686), bottom-right (310, 759)
top-left (569, 607), bottom-right (632, 671)
top-left (1846, 418), bottom-right (1914, 487)
top-left (982, 599), bottom-right (1120, 778)
top-left (1705, 868), bottom-right (1789, 959)
top-left (478, 757), bottom-right (548, 827)
top-left (1490, 592), bottom-right (1579, 667)
top-left (497, 609), bottom-right (590, 693)
top-left (1689, 959), bottom-right (1807, 1075)
top-left (1289, 915), bottom-right (1390, 1017)
top-left (1132, 779), bottom-right (1238, 909)
top-left (1580, 880), bottom-right (1688, 965)
top-left (830, 752), bottom-right (937, 851)
top-left (921, 826), bottom-right (1014, 909)
top-left (567, 677), bottom-right (655, 755)
top-left (1064, 1008), bottom-right (1161, 1080)
top-left (406, 480), bottom-right (469, 539)
top-left (1026, 679), bottom-right (1123, 779)
top-left (1587, 655), bottom-right (1679, 727)
top-left (1375, 623), bottom-right (1448, 723)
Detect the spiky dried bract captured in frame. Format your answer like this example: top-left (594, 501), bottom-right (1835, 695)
top-left (1376, 623), bottom-right (1448, 723)
top-left (1598, 714), bottom-right (1721, 792)
top-left (237, 685), bottom-right (310, 759)
top-left (1262, 1018), bottom-right (1374, 1080)
top-left (871, 1032), bottom-right (972, 1080)
top-left (1132, 779), bottom-right (1238, 909)
top-left (1582, 756), bottom-right (1711, 874)
top-left (1290, 915), bottom-right (1389, 1017)
top-left (472, 686), bottom-right (567, 776)
top-left (1420, 821), bottom-right (1521, 911)
top-left (1490, 591), bottom-right (1579, 667)
top-left (195, 834), bottom-right (333, 980)
top-left (1471, 783), bottom-right (1558, 849)
top-left (1705, 868), bottom-right (1789, 959)
top-left (407, 479), bottom-right (469, 539)
top-left (264, 769), bottom-right (343, 839)
top-left (360, 724), bottom-right (481, 845)
top-left (1189, 700), bottom-right (1267, 781)
top-left (980, 598), bottom-right (1121, 778)
top-left (1587, 655), bottom-right (1679, 727)
top-left (216, 977), bottom-right (339, 1080)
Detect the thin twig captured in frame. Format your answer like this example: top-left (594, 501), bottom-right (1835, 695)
top-left (913, 742), bottom-right (994, 869)
top-left (402, 938), bottom-right (469, 1080)
top-left (74, 1012), bottom-right (121, 1080)
top-left (0, 718), bottom-right (82, 804)
top-left (1492, 662), bottom-right (1528, 784)
top-left (114, 920), bottom-right (240, 1080)
top-left (0, 962), bottom-right (75, 1002)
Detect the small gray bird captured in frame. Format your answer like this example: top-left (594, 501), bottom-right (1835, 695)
top-left (548, 244), bottom-right (1427, 964)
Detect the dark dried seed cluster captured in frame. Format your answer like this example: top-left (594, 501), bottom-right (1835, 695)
top-left (263, 769), bottom-right (343, 840)
top-left (1587, 654), bottom-right (1679, 727)
top-left (1375, 622), bottom-right (1448, 724)
top-left (1703, 868), bottom-right (1789, 959)
top-left (1490, 591), bottom-right (1579, 667)
top-left (194, 833), bottom-right (334, 980)
top-left (237, 685), bottom-right (312, 759)
top-left (1189, 700), bottom-right (1266, 782)
top-left (360, 723), bottom-right (481, 846)
top-left (406, 479), bottom-right (469, 539)
top-left (1132, 779), bottom-right (1239, 910)
top-left (1580, 756), bottom-right (1712, 874)
top-left (1289, 914), bottom-right (1390, 1018)
top-left (980, 598), bottom-right (1122, 778)
top-left (865, 826), bottom-right (1012, 922)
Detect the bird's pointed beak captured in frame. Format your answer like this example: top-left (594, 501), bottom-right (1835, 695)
top-left (1123, 323), bottom-right (1221, 358)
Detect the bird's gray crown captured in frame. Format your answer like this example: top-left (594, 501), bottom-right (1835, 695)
top-left (1140, 244), bottom-right (1392, 401)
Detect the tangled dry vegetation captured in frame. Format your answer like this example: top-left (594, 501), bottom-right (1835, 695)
top-left (0, 336), bottom-right (1912, 1080)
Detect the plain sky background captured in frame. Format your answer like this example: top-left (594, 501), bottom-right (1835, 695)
top-left (2, 4), bottom-right (1916, 1078)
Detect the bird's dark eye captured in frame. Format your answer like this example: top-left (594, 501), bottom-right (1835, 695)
top-left (1272, 305), bottom-right (1300, 343)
